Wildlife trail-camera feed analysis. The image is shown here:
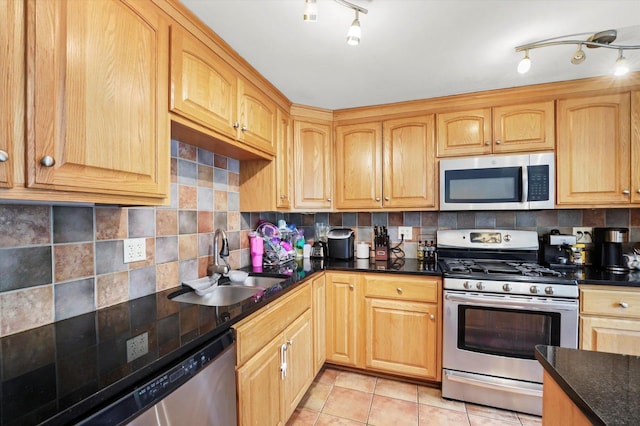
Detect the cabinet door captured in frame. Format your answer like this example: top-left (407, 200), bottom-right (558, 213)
top-left (283, 310), bottom-right (313, 420)
top-left (437, 108), bottom-right (492, 157)
top-left (334, 122), bottom-right (382, 209)
top-left (276, 109), bottom-right (292, 209)
top-left (365, 298), bottom-right (439, 379)
top-left (237, 335), bottom-right (285, 426)
top-left (325, 273), bottom-right (359, 366)
top-left (170, 25), bottom-right (238, 140)
top-left (312, 275), bottom-right (326, 375)
top-left (293, 121), bottom-right (332, 209)
top-left (238, 79), bottom-right (277, 156)
top-left (27, 0), bottom-right (169, 198)
top-left (580, 316), bottom-right (640, 356)
top-left (383, 115), bottom-right (437, 208)
top-left (557, 93), bottom-right (630, 206)
top-left (631, 91), bottom-right (640, 203)
top-left (0, 0), bottom-right (21, 189)
top-left (493, 101), bottom-right (555, 153)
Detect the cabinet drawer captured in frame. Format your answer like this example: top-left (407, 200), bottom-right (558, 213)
top-left (235, 284), bottom-right (311, 365)
top-left (580, 286), bottom-right (640, 319)
top-left (364, 274), bottom-right (440, 302)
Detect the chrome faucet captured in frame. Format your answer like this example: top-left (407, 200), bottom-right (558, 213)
top-left (210, 228), bottom-right (230, 275)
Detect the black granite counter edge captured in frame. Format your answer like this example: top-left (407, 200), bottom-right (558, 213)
top-left (534, 345), bottom-right (606, 426)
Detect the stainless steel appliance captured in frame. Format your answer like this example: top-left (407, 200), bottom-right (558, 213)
top-left (78, 329), bottom-right (237, 425)
top-left (438, 229), bottom-right (578, 416)
top-left (439, 152), bottom-right (554, 211)
top-left (540, 230), bottom-right (577, 268)
top-left (593, 227), bottom-right (629, 273)
top-left (312, 222), bottom-right (328, 258)
top-left (327, 228), bottom-right (355, 260)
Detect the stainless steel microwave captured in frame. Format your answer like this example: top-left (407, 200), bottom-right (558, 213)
top-left (439, 152), bottom-right (555, 211)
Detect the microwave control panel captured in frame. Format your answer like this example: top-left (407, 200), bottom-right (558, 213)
top-left (527, 165), bottom-right (549, 201)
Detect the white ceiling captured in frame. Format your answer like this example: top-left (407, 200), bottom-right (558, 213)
top-left (181, 0), bottom-right (640, 110)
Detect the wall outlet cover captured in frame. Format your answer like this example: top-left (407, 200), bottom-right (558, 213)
top-left (398, 226), bottom-right (413, 241)
top-left (572, 227), bottom-right (593, 244)
top-left (126, 332), bottom-right (149, 363)
top-left (124, 238), bottom-right (146, 263)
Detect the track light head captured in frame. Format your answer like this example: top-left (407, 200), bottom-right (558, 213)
top-left (571, 44), bottom-right (586, 65)
top-left (303, 0), bottom-right (318, 22)
top-left (614, 50), bottom-right (629, 76)
top-left (346, 11), bottom-right (361, 46)
top-left (517, 50), bottom-right (531, 74)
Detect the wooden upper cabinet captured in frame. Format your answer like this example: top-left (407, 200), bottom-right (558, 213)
top-left (335, 122), bottom-right (383, 209)
top-left (334, 115), bottom-right (436, 210)
top-left (383, 115), bottom-right (436, 209)
top-left (170, 25), bottom-right (237, 140)
top-left (26, 0), bottom-right (169, 199)
top-left (631, 91), bottom-right (640, 204)
top-left (170, 26), bottom-right (276, 157)
top-left (557, 93), bottom-right (631, 206)
top-left (437, 108), bottom-right (492, 156)
top-left (492, 101), bottom-right (555, 153)
top-left (437, 101), bottom-right (555, 157)
top-left (293, 120), bottom-right (332, 210)
top-left (276, 109), bottom-right (292, 209)
top-left (237, 79), bottom-right (277, 155)
top-left (0, 0), bottom-right (22, 189)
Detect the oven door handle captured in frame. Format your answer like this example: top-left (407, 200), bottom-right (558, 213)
top-left (445, 292), bottom-right (578, 312)
top-left (445, 370), bottom-right (542, 398)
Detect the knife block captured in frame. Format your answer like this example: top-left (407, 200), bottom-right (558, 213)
top-left (374, 245), bottom-right (389, 261)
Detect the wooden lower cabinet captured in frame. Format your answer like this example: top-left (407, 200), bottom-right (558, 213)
top-left (579, 285), bottom-right (640, 356)
top-left (325, 271), bottom-right (442, 382)
top-left (325, 272), bottom-right (361, 367)
top-left (235, 285), bottom-right (314, 426)
top-left (542, 371), bottom-right (591, 426)
top-left (312, 274), bottom-right (326, 375)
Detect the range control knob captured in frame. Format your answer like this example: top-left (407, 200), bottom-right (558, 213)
top-left (503, 234), bottom-right (512, 242)
top-left (530, 285), bottom-right (539, 294)
top-left (502, 283), bottom-right (512, 292)
top-left (463, 281), bottom-right (472, 289)
top-left (476, 282), bottom-right (485, 290)
top-left (545, 286), bottom-right (554, 295)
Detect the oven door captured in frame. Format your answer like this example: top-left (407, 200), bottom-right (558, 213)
top-left (443, 290), bottom-right (578, 383)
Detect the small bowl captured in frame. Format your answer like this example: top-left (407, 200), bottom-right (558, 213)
top-left (228, 270), bottom-right (249, 283)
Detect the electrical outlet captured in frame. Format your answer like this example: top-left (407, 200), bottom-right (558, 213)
top-left (398, 226), bottom-right (413, 241)
top-left (124, 238), bottom-right (146, 263)
top-left (126, 332), bottom-right (148, 363)
top-left (572, 227), bottom-right (593, 243)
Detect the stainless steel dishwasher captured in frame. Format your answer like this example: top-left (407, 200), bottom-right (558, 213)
top-left (78, 328), bottom-right (237, 425)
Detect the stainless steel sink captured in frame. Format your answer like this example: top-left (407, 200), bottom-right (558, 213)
top-left (170, 285), bottom-right (266, 306)
top-left (235, 276), bottom-right (288, 287)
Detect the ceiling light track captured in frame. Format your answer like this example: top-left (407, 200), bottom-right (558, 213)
top-left (303, 0), bottom-right (368, 46)
top-left (515, 29), bottom-right (640, 76)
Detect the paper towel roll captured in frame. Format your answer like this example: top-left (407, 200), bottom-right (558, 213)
top-left (356, 242), bottom-right (370, 259)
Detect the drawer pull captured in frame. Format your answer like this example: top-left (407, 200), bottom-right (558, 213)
top-left (0, 150), bottom-right (8, 162)
top-left (430, 314), bottom-right (435, 320)
top-left (349, 285), bottom-right (354, 290)
top-left (397, 287), bottom-right (402, 294)
top-left (619, 301), bottom-right (629, 308)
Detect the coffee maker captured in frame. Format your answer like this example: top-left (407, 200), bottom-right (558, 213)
top-left (541, 230), bottom-right (577, 268)
top-left (593, 227), bottom-right (629, 273)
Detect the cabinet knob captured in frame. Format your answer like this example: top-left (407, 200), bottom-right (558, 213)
top-left (233, 122), bottom-right (240, 129)
top-left (0, 150), bottom-right (8, 162)
top-left (430, 314), bottom-right (435, 320)
top-left (384, 196), bottom-right (389, 201)
top-left (280, 195), bottom-right (286, 199)
top-left (375, 197), bottom-right (380, 201)
top-left (327, 198), bottom-right (332, 202)
top-left (620, 301), bottom-right (629, 308)
top-left (40, 156), bottom-right (55, 167)
top-left (637, 189), bottom-right (640, 194)
top-left (396, 287), bottom-right (402, 294)
top-left (241, 125), bottom-right (248, 132)
top-left (495, 140), bottom-right (502, 145)
top-left (349, 285), bottom-right (354, 290)
top-left (484, 141), bottom-right (490, 145)
top-left (623, 189), bottom-right (631, 195)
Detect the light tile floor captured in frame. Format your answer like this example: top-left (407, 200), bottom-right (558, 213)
top-left (287, 367), bottom-right (543, 426)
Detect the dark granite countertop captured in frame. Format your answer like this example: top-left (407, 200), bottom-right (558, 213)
top-left (1, 256), bottom-right (440, 425)
top-left (535, 345), bottom-right (640, 425)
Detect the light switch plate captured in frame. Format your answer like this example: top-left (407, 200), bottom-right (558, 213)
top-left (398, 226), bottom-right (413, 241)
top-left (124, 238), bottom-right (146, 263)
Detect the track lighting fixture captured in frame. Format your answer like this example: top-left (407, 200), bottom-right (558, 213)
top-left (515, 29), bottom-right (639, 76)
top-left (303, 0), bottom-right (368, 46)
top-left (303, 0), bottom-right (317, 22)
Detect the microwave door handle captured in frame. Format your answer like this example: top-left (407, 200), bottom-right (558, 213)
top-left (521, 166), bottom-right (528, 203)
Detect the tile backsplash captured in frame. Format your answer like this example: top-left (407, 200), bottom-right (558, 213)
top-left (2, 138), bottom-right (640, 337)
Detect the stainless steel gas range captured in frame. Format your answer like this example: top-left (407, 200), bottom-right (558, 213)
top-left (438, 229), bottom-right (579, 416)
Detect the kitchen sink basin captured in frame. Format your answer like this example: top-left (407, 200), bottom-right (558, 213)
top-left (170, 285), bottom-right (266, 306)
top-left (233, 275), bottom-right (287, 287)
